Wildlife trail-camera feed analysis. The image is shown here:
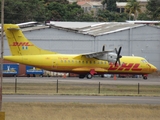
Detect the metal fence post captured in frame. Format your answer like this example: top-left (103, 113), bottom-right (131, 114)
top-left (98, 82), bottom-right (100, 94)
top-left (15, 77), bottom-right (17, 93)
top-left (138, 83), bottom-right (140, 94)
top-left (56, 79), bottom-right (58, 93)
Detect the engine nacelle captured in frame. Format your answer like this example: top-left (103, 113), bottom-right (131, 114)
top-left (96, 52), bottom-right (117, 63)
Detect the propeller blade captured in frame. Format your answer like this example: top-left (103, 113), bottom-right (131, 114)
top-left (117, 47), bottom-right (122, 56)
top-left (115, 61), bottom-right (118, 66)
top-left (115, 47), bottom-right (122, 66)
top-left (102, 45), bottom-right (105, 51)
top-left (115, 48), bottom-right (118, 54)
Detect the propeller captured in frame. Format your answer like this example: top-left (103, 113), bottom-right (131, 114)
top-left (115, 47), bottom-right (122, 66)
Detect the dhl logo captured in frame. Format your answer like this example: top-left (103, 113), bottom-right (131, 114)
top-left (10, 42), bottom-right (33, 46)
top-left (108, 63), bottom-right (142, 71)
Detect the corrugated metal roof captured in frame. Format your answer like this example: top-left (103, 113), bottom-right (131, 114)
top-left (21, 25), bottom-right (49, 32)
top-left (50, 22), bottom-right (146, 36)
top-left (2, 21), bottom-right (158, 37)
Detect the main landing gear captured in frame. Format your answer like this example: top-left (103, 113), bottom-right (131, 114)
top-left (86, 74), bottom-right (92, 79)
top-left (79, 69), bottom-right (96, 79)
top-left (79, 74), bottom-right (93, 79)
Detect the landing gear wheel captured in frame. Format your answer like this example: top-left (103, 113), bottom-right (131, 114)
top-left (79, 74), bottom-right (85, 79)
top-left (86, 74), bottom-right (92, 79)
top-left (143, 76), bottom-right (147, 80)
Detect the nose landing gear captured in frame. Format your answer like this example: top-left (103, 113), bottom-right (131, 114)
top-left (142, 74), bottom-right (148, 80)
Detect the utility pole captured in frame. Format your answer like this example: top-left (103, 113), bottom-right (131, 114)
top-left (0, 0), bottom-right (4, 111)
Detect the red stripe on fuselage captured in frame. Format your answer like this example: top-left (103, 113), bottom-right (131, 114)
top-left (10, 42), bottom-right (33, 46)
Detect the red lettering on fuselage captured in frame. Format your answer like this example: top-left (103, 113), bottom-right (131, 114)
top-left (108, 63), bottom-right (142, 71)
top-left (118, 63), bottom-right (134, 71)
top-left (132, 63), bottom-right (142, 71)
top-left (10, 42), bottom-right (33, 46)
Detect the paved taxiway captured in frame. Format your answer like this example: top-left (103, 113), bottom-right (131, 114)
top-left (3, 95), bottom-right (160, 104)
top-left (2, 77), bottom-right (160, 104)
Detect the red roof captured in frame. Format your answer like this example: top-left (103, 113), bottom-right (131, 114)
top-left (77, 0), bottom-right (91, 5)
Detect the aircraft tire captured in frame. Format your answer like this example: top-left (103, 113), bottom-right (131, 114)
top-left (79, 74), bottom-right (85, 79)
top-left (86, 74), bottom-right (92, 79)
top-left (143, 76), bottom-right (147, 80)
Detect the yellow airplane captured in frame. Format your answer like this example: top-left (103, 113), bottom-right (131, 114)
top-left (3, 24), bottom-right (157, 79)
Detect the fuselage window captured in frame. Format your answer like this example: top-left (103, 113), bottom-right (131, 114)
top-left (72, 60), bottom-right (74, 63)
top-left (90, 61), bottom-right (92, 64)
top-left (61, 60), bottom-right (63, 63)
top-left (86, 61), bottom-right (88, 64)
top-left (68, 60), bottom-right (70, 63)
top-left (82, 61), bottom-right (84, 64)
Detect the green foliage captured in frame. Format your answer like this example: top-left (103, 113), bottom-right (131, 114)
top-left (2, 0), bottom-right (47, 23)
top-left (44, 0), bottom-right (69, 4)
top-left (46, 2), bottom-right (85, 21)
top-left (102, 0), bottom-right (117, 12)
top-left (0, 0), bottom-right (137, 23)
top-left (137, 12), bottom-right (151, 20)
top-left (117, 0), bottom-right (127, 1)
top-left (125, 0), bottom-right (141, 20)
top-left (97, 9), bottom-right (128, 22)
top-left (146, 0), bottom-right (160, 20)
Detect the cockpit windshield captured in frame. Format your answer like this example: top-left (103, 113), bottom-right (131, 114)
top-left (141, 59), bottom-right (148, 63)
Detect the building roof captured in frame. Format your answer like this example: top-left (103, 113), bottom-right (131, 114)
top-left (49, 21), bottom-right (146, 36)
top-left (77, 1), bottom-right (102, 6)
top-left (116, 2), bottom-right (127, 7)
top-left (137, 0), bottom-right (148, 2)
top-left (77, 1), bottom-right (86, 5)
top-left (2, 21), bottom-right (159, 37)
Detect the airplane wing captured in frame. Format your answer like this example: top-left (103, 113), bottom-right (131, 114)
top-left (80, 50), bottom-right (114, 58)
top-left (73, 47), bottom-right (121, 63)
top-left (72, 67), bottom-right (108, 72)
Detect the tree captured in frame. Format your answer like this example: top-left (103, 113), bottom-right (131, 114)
top-left (117, 0), bottom-right (127, 2)
top-left (46, 2), bottom-right (86, 21)
top-left (137, 12), bottom-right (151, 20)
top-left (2, 0), bottom-right (47, 23)
top-left (102, 0), bottom-right (117, 12)
top-left (64, 2), bottom-right (84, 21)
top-left (46, 2), bottom-right (66, 21)
top-left (125, 0), bottom-right (141, 20)
top-left (97, 9), bottom-right (127, 22)
top-left (44, 0), bottom-right (69, 4)
top-left (146, 0), bottom-right (160, 20)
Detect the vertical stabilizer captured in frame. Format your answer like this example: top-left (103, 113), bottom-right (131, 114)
top-left (4, 24), bottom-right (57, 56)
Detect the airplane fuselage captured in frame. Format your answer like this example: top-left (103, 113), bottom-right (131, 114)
top-left (4, 54), bottom-right (156, 75)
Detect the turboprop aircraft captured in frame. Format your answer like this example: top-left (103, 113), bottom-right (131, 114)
top-left (3, 24), bottom-right (157, 79)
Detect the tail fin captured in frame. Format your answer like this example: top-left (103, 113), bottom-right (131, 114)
top-left (4, 24), bottom-right (57, 56)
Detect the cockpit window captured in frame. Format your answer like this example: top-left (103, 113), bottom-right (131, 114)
top-left (141, 59), bottom-right (148, 63)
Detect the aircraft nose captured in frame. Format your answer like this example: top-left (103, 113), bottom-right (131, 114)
top-left (151, 65), bottom-right (157, 72)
